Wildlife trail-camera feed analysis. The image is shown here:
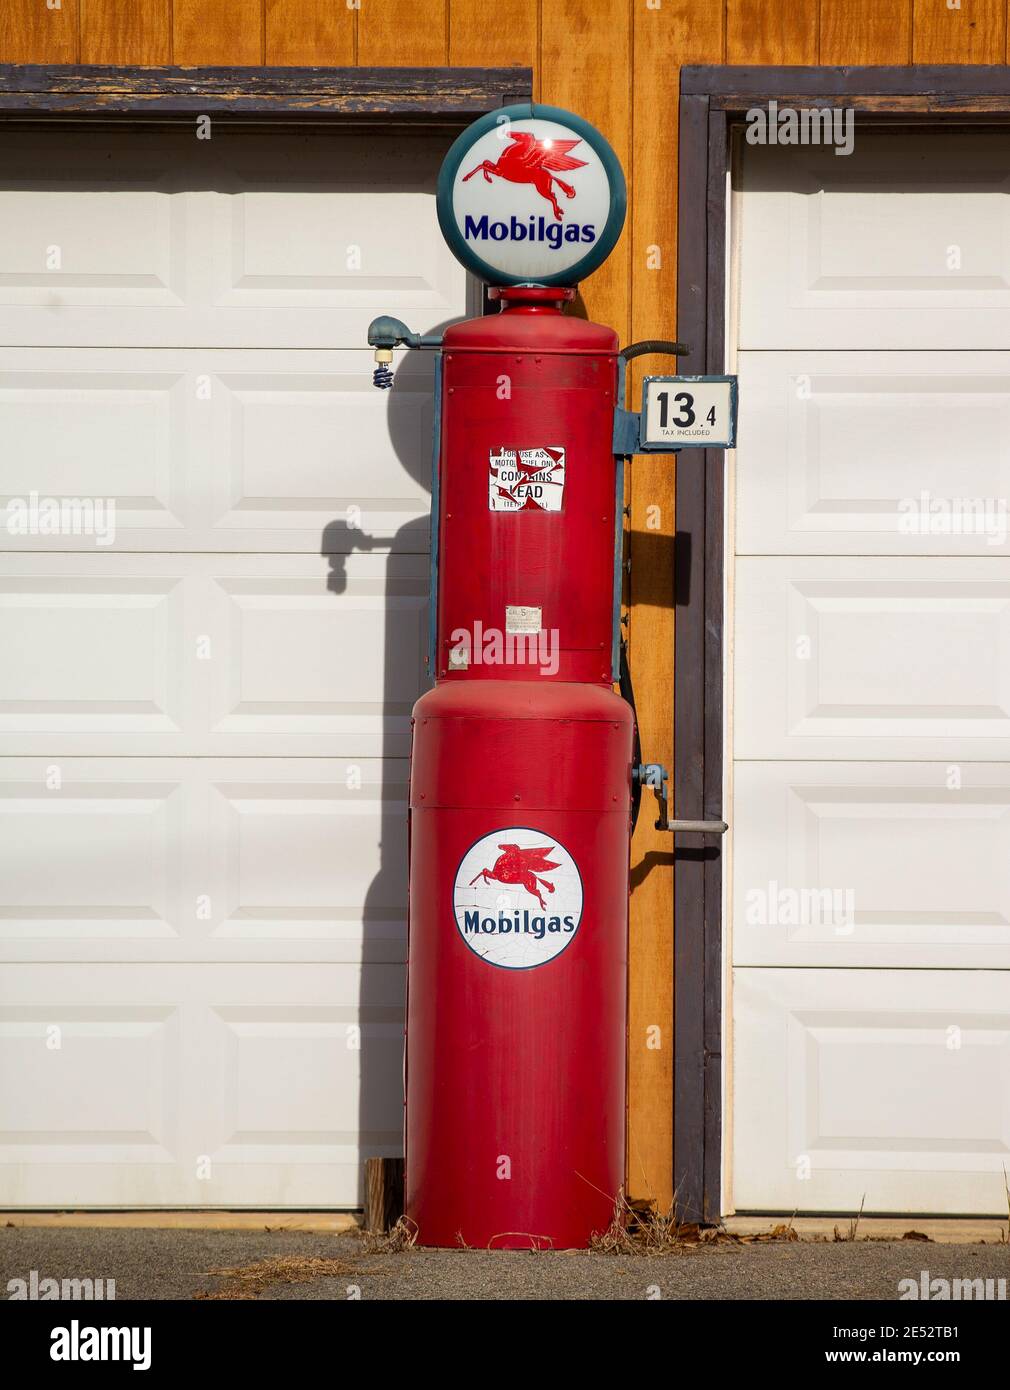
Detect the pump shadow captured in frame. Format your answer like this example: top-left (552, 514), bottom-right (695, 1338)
top-left (624, 527), bottom-right (692, 608)
top-left (319, 336), bottom-right (451, 1211)
top-left (629, 850), bottom-right (674, 892)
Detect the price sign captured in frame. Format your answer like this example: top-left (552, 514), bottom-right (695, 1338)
top-left (641, 376), bottom-right (737, 449)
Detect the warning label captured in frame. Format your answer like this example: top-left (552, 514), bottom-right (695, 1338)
top-left (488, 446), bottom-right (566, 512)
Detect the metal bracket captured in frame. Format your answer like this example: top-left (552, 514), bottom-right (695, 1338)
top-left (633, 763), bottom-right (728, 835)
top-left (612, 407), bottom-right (643, 456)
top-left (612, 372), bottom-right (738, 456)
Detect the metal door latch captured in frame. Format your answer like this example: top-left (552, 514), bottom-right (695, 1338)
top-left (632, 763), bottom-right (728, 835)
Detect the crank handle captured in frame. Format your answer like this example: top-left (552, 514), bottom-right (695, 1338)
top-left (664, 818), bottom-right (728, 835)
top-left (632, 763), bottom-right (728, 835)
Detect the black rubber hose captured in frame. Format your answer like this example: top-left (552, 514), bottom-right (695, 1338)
top-left (619, 640), bottom-right (643, 835)
top-left (619, 339), bottom-right (689, 362)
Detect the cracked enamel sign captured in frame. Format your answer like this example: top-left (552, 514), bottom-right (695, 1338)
top-left (488, 446), bottom-right (566, 512)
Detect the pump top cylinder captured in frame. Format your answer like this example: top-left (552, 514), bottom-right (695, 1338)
top-left (434, 287), bottom-right (620, 685)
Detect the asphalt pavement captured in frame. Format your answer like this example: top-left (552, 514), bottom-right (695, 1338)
top-left (2, 1226), bottom-right (1009, 1301)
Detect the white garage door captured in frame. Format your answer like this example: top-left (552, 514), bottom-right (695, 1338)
top-left (731, 128), bottom-right (1010, 1215)
top-left (0, 125), bottom-right (470, 1206)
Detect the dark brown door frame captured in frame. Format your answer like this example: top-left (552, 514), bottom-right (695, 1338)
top-left (674, 64), bottom-right (1010, 1224)
top-left (0, 63), bottom-right (531, 121)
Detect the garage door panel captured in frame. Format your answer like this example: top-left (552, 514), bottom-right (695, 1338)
top-left (733, 763), bottom-right (1010, 967)
top-left (207, 767), bottom-right (406, 957)
top-left (733, 969), bottom-right (1010, 1214)
top-left (0, 759), bottom-right (407, 965)
top-left (0, 1003), bottom-right (179, 1147)
top-left (739, 129), bottom-right (1010, 349)
top-left (0, 350), bottom-right (435, 552)
top-left (0, 365), bottom-right (189, 539)
top-left (0, 176), bottom-right (186, 309)
top-left (210, 1006), bottom-right (402, 1156)
top-left (207, 569), bottom-right (427, 744)
top-left (734, 557), bottom-right (1010, 760)
top-left (0, 774), bottom-right (185, 947)
top-left (0, 126), bottom-right (469, 348)
top-left (0, 555), bottom-right (427, 755)
top-left (0, 965), bottom-right (403, 1207)
top-left (212, 181), bottom-right (451, 311)
top-left (736, 353), bottom-right (1010, 556)
top-left (206, 352), bottom-right (435, 550)
top-left (206, 128), bottom-right (462, 323)
top-left (0, 570), bottom-right (188, 741)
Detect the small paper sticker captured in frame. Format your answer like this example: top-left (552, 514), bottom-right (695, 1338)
top-left (506, 605), bottom-right (541, 635)
top-left (489, 446), bottom-right (566, 512)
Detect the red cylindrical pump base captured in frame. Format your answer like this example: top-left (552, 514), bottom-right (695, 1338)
top-left (405, 681), bottom-right (633, 1249)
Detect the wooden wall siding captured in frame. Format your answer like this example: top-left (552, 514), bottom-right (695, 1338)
top-left (820, 0), bottom-right (913, 63)
top-left (81, 0), bottom-right (170, 64)
top-left (265, 0), bottom-right (354, 66)
top-left (541, 0), bottom-right (632, 345)
top-left (726, 0), bottom-right (819, 63)
top-left (5, 0), bottom-right (1010, 1214)
top-left (449, 0), bottom-right (538, 78)
top-left (913, 0), bottom-right (1006, 62)
top-left (1, 0), bottom-right (79, 62)
top-left (174, 0), bottom-right (263, 65)
top-left (357, 0), bottom-right (448, 66)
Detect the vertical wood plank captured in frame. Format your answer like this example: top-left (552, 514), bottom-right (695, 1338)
top-left (174, 0), bottom-right (263, 65)
top-left (364, 1156), bottom-right (405, 1233)
top-left (726, 0), bottom-right (818, 63)
top-left (80, 0), bottom-right (171, 64)
top-left (820, 0), bottom-right (912, 62)
top-left (540, 0), bottom-right (632, 343)
top-left (358, 0), bottom-right (448, 65)
top-left (449, 0), bottom-right (537, 85)
top-left (0, 0), bottom-right (78, 62)
top-left (265, 0), bottom-right (355, 65)
top-left (912, 0), bottom-right (1005, 62)
top-left (626, 0), bottom-right (723, 1216)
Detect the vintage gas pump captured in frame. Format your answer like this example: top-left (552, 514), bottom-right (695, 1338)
top-left (368, 104), bottom-right (736, 1249)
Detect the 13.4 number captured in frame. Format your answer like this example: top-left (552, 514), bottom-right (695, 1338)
top-left (655, 390), bottom-right (718, 429)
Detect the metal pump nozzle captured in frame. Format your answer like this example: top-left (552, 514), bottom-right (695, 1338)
top-left (367, 316), bottom-right (444, 389)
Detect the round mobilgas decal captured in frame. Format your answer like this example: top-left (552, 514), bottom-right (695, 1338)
top-left (436, 102), bottom-right (626, 287)
top-left (453, 827), bottom-right (584, 970)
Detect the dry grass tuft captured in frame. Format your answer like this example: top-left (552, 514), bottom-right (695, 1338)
top-left (361, 1214), bottom-right (418, 1254)
top-left (833, 1194), bottom-right (867, 1242)
top-left (590, 1190), bottom-right (799, 1256)
top-left (195, 1254), bottom-right (364, 1300)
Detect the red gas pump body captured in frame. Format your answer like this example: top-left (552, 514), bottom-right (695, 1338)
top-left (407, 683), bottom-right (632, 1248)
top-left (405, 290), bottom-right (634, 1249)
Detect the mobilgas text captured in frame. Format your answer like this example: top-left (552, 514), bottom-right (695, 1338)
top-left (464, 213), bottom-right (597, 251)
top-left (463, 908), bottom-right (577, 940)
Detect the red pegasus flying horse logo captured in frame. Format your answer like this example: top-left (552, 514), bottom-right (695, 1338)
top-left (462, 131), bottom-right (588, 221)
top-left (469, 843), bottom-right (560, 910)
